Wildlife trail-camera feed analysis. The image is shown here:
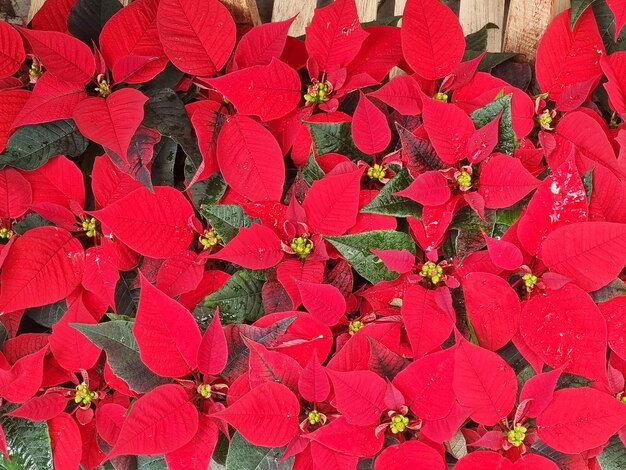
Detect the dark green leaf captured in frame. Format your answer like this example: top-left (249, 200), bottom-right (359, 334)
top-left (593, 0), bottom-right (626, 53)
top-left (115, 271), bottom-right (140, 318)
top-left (470, 93), bottom-right (517, 154)
top-left (325, 230), bottom-right (416, 284)
top-left (465, 22), bottom-right (499, 51)
top-left (597, 435), bottom-right (626, 469)
top-left (25, 300), bottom-right (67, 328)
top-left (396, 123), bottom-right (445, 172)
top-left (582, 166), bottom-right (594, 201)
top-left (72, 321), bottom-right (169, 394)
top-left (0, 416), bottom-right (52, 470)
top-left (464, 50), bottom-right (519, 72)
top-left (137, 455), bottom-right (168, 470)
top-left (0, 323), bottom-right (6, 351)
top-left (199, 204), bottom-right (254, 242)
top-left (305, 121), bottom-right (369, 161)
top-left (67, 0), bottom-right (122, 45)
top-left (556, 373), bottom-right (592, 389)
top-left (362, 15), bottom-right (402, 27)
top-left (12, 214), bottom-right (54, 235)
top-left (571, 0), bottom-right (597, 29)
top-left (187, 172), bottom-right (228, 210)
top-left (590, 278), bottom-right (626, 302)
top-left (225, 432), bottom-right (292, 470)
top-left (0, 120), bottom-right (89, 170)
top-left (203, 269), bottom-right (265, 323)
top-left (301, 152), bottom-right (325, 185)
top-left (361, 168), bottom-right (420, 217)
top-left (151, 137), bottom-right (178, 187)
top-left (449, 207), bottom-right (496, 260)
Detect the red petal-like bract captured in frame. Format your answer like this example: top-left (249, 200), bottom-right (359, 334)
top-left (0, 346), bottom-right (47, 403)
top-left (165, 414), bottom-right (219, 470)
top-left (483, 233), bottom-right (523, 271)
top-left (540, 222), bottom-right (626, 292)
top-left (216, 114), bottom-right (285, 202)
top-left (209, 58), bottom-right (300, 122)
top-left (297, 281), bottom-right (346, 326)
top-left (0, 21), bottom-right (25, 79)
top-left (197, 311), bottom-right (228, 376)
top-left (0, 168), bottom-right (31, 219)
top-left (375, 440), bottom-right (446, 470)
top-left (352, 92), bottom-right (391, 155)
top-left (49, 413), bottom-right (82, 470)
top-left (463, 272), bottom-right (521, 351)
top-left (303, 169), bottom-right (362, 235)
top-left (370, 249), bottom-right (414, 274)
top-left (210, 223), bottom-right (284, 270)
top-left (608, 0), bottom-right (626, 40)
top-left (0, 89), bottom-right (30, 152)
top-left (73, 88), bottom-right (147, 161)
top-left (109, 384), bottom-right (199, 457)
top-left (0, 227), bottom-right (84, 312)
top-left (478, 153), bottom-right (540, 209)
top-left (298, 351), bottom-right (330, 403)
top-left (535, 9), bottom-right (603, 102)
top-left (306, 416), bottom-right (384, 457)
top-left (6, 393), bottom-right (66, 421)
top-left (518, 366), bottom-right (562, 418)
top-left (247, 339), bottom-right (302, 389)
top-left (396, 170), bottom-right (451, 207)
top-left (453, 337), bottom-right (517, 425)
top-left (232, 18), bottom-right (293, 70)
top-left (368, 75), bottom-right (422, 115)
top-left (421, 96), bottom-right (474, 164)
top-left (599, 296), bottom-right (626, 360)
top-left (134, 275), bottom-right (202, 377)
top-left (18, 27), bottom-right (95, 83)
top-left (537, 387), bottom-right (626, 453)
top-left (456, 451), bottom-right (559, 470)
top-left (327, 369), bottom-right (387, 426)
top-left (92, 186), bottom-right (195, 259)
top-left (401, 0), bottom-right (465, 80)
top-left (157, 0), bottom-right (235, 76)
top-left (305, 0), bottom-right (368, 72)
top-left (519, 284), bottom-right (607, 384)
top-left (24, 155), bottom-right (85, 209)
top-left (212, 382), bottom-right (299, 447)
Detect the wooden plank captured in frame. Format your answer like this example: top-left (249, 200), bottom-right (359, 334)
top-left (28, 0), bottom-right (132, 22)
top-left (552, 0), bottom-right (571, 18)
top-left (389, 0), bottom-right (406, 78)
top-left (221, 0), bottom-right (261, 25)
top-left (503, 0), bottom-right (555, 62)
top-left (271, 0), bottom-right (316, 36)
top-left (356, 0), bottom-right (377, 22)
top-left (458, 0), bottom-right (505, 52)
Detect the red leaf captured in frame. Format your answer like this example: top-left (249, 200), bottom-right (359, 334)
top-left (82, 247), bottom-right (119, 309)
top-left (303, 169), bottom-right (362, 235)
top-left (30, 0), bottom-right (75, 33)
top-left (0, 168), bottom-right (31, 219)
top-left (12, 73), bottom-right (87, 129)
top-left (482, 232), bottom-right (523, 271)
top-left (23, 156), bottom-right (85, 210)
top-left (519, 284), bottom-right (608, 384)
top-left (374, 440), bottom-right (446, 470)
top-left (232, 18), bottom-right (294, 70)
top-left (537, 387), bottom-right (626, 453)
top-left (401, 0), bottom-right (465, 79)
top-left (73, 88), bottom-right (147, 161)
top-left (212, 382), bottom-right (299, 447)
top-left (0, 227), bottom-right (84, 312)
top-left (327, 369), bottom-right (387, 426)
top-left (453, 337), bottom-right (517, 425)
top-left (305, 0), bottom-right (369, 72)
top-left (306, 416), bottom-right (384, 457)
top-left (18, 27), bottom-right (95, 83)
top-left (276, 258), bottom-right (325, 308)
top-left (518, 366), bottom-right (563, 418)
top-left (465, 113), bottom-right (501, 164)
top-left (99, 0), bottom-right (167, 83)
top-left (298, 351), bottom-right (330, 403)
top-left (111, 55), bottom-right (160, 84)
top-left (456, 451), bottom-right (559, 470)
top-left (396, 170), bottom-right (451, 207)
top-left (5, 392), bottom-right (66, 421)
top-left (369, 249), bottom-right (414, 274)
top-left (297, 281), bottom-right (346, 326)
top-left (109, 384), bottom-right (199, 457)
top-left (165, 414), bottom-right (219, 470)
top-left (247, 339), bottom-right (303, 389)
top-left (539, 222), bottom-right (626, 292)
top-left (421, 96), bottom-right (475, 164)
top-left (0, 89), bottom-right (29, 152)
top-left (401, 284), bottom-right (453, 358)
top-left (134, 275), bottom-right (202, 377)
top-left (352, 92), bottom-right (391, 155)
top-left (95, 403), bottom-right (125, 446)
top-left (463, 272), bottom-right (521, 351)
top-left (157, 0), bottom-right (235, 76)
top-left (197, 311), bottom-right (228, 376)
top-left (599, 296), bottom-right (626, 360)
top-left (209, 59), bottom-right (300, 122)
top-left (478, 153), bottom-right (540, 209)
top-left (155, 250), bottom-right (203, 298)
top-left (91, 186), bottom-right (195, 259)
top-left (368, 75), bottom-right (422, 115)
top-left (0, 22), bottom-right (25, 79)
top-left (535, 9), bottom-right (603, 102)
top-left (216, 114), bottom-right (285, 202)
top-left (346, 26), bottom-right (402, 82)
top-left (310, 441), bottom-right (359, 469)
top-left (0, 346), bottom-right (47, 403)
top-left (49, 413), bottom-right (82, 470)
top-left (608, 0), bottom-right (626, 40)
top-left (393, 348), bottom-right (455, 420)
top-left (210, 223), bottom-right (284, 270)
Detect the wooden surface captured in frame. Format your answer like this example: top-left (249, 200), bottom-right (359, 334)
top-left (459, 0), bottom-right (505, 52)
top-left (503, 0), bottom-right (554, 62)
top-left (222, 0), bottom-right (261, 25)
top-left (271, 0), bottom-right (316, 36)
top-left (356, 0), bottom-right (377, 22)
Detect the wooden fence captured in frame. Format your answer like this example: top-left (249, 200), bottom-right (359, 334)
top-left (26, 0), bottom-right (573, 62)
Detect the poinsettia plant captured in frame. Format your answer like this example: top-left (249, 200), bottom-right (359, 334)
top-left (0, 0), bottom-right (625, 468)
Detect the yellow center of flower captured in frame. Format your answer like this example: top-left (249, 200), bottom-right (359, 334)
top-left (506, 424), bottom-right (527, 447)
top-left (367, 164), bottom-right (386, 180)
top-left (198, 383), bottom-right (211, 399)
top-left (304, 81), bottom-right (331, 104)
top-left (82, 217), bottom-right (98, 237)
top-left (349, 320), bottom-right (363, 333)
top-left (537, 110), bottom-right (553, 128)
top-left (75, 382), bottom-right (96, 406)
top-left (308, 410), bottom-right (321, 425)
top-left (456, 171), bottom-right (472, 189)
top-left (522, 273), bottom-right (537, 290)
top-left (390, 414), bottom-right (409, 434)
top-left (433, 92), bottom-right (448, 102)
top-left (98, 79), bottom-right (111, 98)
top-left (420, 261), bottom-right (443, 284)
top-left (199, 229), bottom-right (221, 250)
top-left (290, 236), bottom-right (313, 259)
top-left (0, 228), bottom-right (13, 240)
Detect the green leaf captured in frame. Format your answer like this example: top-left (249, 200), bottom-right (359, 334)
top-left (188, 172), bottom-right (228, 210)
top-left (115, 271), bottom-right (139, 318)
top-left (470, 93), bottom-right (517, 154)
top-left (0, 120), bottom-right (88, 170)
top-left (592, 0), bottom-right (626, 53)
top-left (12, 214), bottom-right (54, 235)
top-left (362, 15), bottom-right (402, 27)
top-left (301, 152), bottom-right (325, 185)
top-left (0, 416), bottom-right (53, 470)
top-left (325, 230), bottom-right (416, 284)
top-left (142, 88), bottom-right (202, 178)
top-left (151, 137), bottom-right (178, 187)
top-left (203, 269), bottom-right (265, 323)
top-left (199, 204), bottom-right (254, 242)
top-left (582, 166), bottom-right (594, 201)
top-left (71, 321), bottom-right (169, 394)
top-left (597, 435), bottom-right (626, 469)
top-left (590, 278), bottom-right (626, 303)
top-left (464, 22), bottom-right (499, 51)
top-left (305, 121), bottom-right (368, 161)
top-left (571, 0), bottom-right (597, 29)
top-left (361, 168), bottom-right (420, 217)
top-left (464, 50), bottom-right (519, 72)
top-left (25, 300), bottom-right (67, 328)
top-left (449, 207), bottom-right (496, 260)
top-left (225, 432), bottom-right (292, 470)
top-left (137, 455), bottom-right (168, 470)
